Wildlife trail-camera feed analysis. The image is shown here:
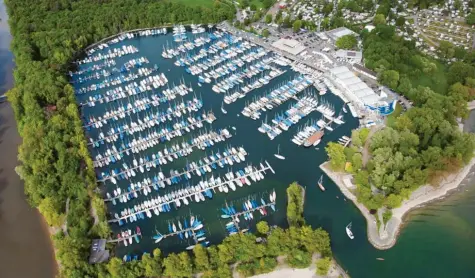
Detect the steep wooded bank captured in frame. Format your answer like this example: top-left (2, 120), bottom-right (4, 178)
top-left (4, 0), bottom-right (235, 276)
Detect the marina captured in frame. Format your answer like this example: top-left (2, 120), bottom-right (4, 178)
top-left (71, 25), bottom-right (359, 259)
top-left (220, 191), bottom-right (277, 234)
top-left (107, 161), bottom-right (275, 224)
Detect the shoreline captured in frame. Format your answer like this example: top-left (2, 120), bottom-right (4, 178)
top-left (249, 255), bottom-right (348, 278)
top-left (320, 157), bottom-right (475, 250)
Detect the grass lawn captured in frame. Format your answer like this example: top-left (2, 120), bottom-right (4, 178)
top-left (173, 0), bottom-right (215, 8)
top-left (386, 102), bottom-right (403, 127)
top-left (409, 61), bottom-right (448, 95)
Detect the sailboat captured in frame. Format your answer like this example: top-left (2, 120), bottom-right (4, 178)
top-left (346, 222), bottom-right (354, 239)
top-left (221, 102), bottom-right (227, 114)
top-left (274, 144), bottom-right (285, 160)
top-left (318, 175), bottom-right (325, 191)
top-left (342, 104), bottom-right (348, 113)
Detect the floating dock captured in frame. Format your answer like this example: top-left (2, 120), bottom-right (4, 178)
top-left (107, 161), bottom-right (275, 223)
top-left (99, 146), bottom-right (247, 184)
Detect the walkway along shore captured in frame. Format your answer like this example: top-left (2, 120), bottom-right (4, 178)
top-left (320, 156), bottom-right (475, 250)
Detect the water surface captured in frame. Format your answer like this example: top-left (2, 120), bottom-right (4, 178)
top-left (0, 1), bottom-right (57, 277)
top-left (76, 31), bottom-right (475, 278)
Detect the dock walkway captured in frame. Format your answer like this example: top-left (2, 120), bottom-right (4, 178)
top-left (88, 112), bottom-right (215, 146)
top-left (108, 161), bottom-right (275, 223)
top-left (107, 231), bottom-right (141, 243)
top-left (228, 202), bottom-right (276, 231)
top-left (84, 95), bottom-right (197, 129)
top-left (99, 146), bottom-right (246, 184)
top-left (94, 129), bottom-right (229, 165)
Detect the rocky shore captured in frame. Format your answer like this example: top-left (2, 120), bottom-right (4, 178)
top-left (320, 157), bottom-right (475, 249)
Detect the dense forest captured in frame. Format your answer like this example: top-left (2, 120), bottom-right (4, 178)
top-left (101, 223), bottom-right (332, 277)
top-left (4, 0), bottom-right (235, 276)
top-left (327, 20), bottom-right (475, 213)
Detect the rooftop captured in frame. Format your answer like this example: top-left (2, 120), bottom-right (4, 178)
top-left (327, 27), bottom-right (357, 41)
top-left (335, 50), bottom-right (363, 61)
top-left (272, 38), bottom-right (307, 56)
top-left (89, 239), bottom-right (110, 264)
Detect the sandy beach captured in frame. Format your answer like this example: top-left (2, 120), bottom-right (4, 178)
top-left (249, 256), bottom-right (347, 278)
top-left (320, 156), bottom-right (475, 250)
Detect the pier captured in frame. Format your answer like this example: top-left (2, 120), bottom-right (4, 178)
top-left (89, 102), bottom-right (203, 142)
top-left (88, 112), bottom-right (216, 146)
top-left (93, 129), bottom-right (230, 165)
top-left (83, 95), bottom-right (197, 129)
top-left (99, 146), bottom-right (247, 184)
top-left (107, 161), bottom-right (275, 223)
top-left (107, 231), bottom-right (141, 243)
top-left (227, 202), bottom-right (276, 232)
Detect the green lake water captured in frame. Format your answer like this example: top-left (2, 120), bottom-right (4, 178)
top-left (75, 31), bottom-right (475, 278)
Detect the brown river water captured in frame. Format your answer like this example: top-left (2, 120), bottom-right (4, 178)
top-left (0, 1), bottom-right (57, 277)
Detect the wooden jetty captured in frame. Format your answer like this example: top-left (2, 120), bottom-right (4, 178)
top-left (87, 111), bottom-right (215, 146)
top-left (98, 146), bottom-right (246, 183)
top-left (83, 96), bottom-right (197, 129)
top-left (107, 161), bottom-right (275, 223)
top-left (93, 128), bottom-right (231, 165)
top-left (107, 231), bottom-right (141, 243)
top-left (227, 201), bottom-right (276, 232)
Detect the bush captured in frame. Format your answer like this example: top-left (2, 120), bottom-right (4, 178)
top-left (286, 249), bottom-right (312, 268)
top-left (316, 257), bottom-right (332, 276)
top-left (383, 210), bottom-right (393, 225)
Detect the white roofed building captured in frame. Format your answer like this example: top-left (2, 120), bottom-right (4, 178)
top-left (328, 66), bottom-right (396, 115)
top-left (327, 27), bottom-right (357, 41)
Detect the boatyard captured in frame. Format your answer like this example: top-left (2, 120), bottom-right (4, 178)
top-left (72, 25), bottom-right (361, 259)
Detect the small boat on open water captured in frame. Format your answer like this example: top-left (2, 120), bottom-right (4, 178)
top-left (274, 144), bottom-right (285, 160)
top-left (346, 222), bottom-right (354, 239)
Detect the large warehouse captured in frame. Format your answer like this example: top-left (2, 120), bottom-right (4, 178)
top-left (329, 66), bottom-right (396, 115)
top-left (328, 66), bottom-right (395, 115)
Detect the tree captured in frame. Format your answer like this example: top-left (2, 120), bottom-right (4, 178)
top-left (352, 153), bottom-right (363, 171)
top-left (293, 20), bottom-right (302, 32)
top-left (382, 210), bottom-right (393, 224)
top-left (351, 129), bottom-right (363, 147)
top-left (448, 62), bottom-right (475, 85)
top-left (286, 182), bottom-right (305, 227)
top-left (384, 194), bottom-right (402, 208)
top-left (250, 3), bottom-right (257, 11)
top-left (438, 41), bottom-right (455, 59)
top-left (262, 29), bottom-right (270, 37)
top-left (193, 245), bottom-right (210, 272)
top-left (141, 249), bottom-right (162, 277)
top-left (256, 221), bottom-right (270, 235)
top-left (395, 16), bottom-right (405, 26)
top-left (38, 197), bottom-right (65, 226)
top-left (316, 257), bottom-right (332, 276)
top-left (325, 142), bottom-right (347, 171)
top-left (380, 70), bottom-right (400, 90)
top-left (265, 14), bottom-right (272, 24)
top-left (322, 3), bottom-right (334, 15)
top-left (466, 11), bottom-right (475, 25)
top-left (263, 0), bottom-right (274, 9)
top-left (397, 76), bottom-right (413, 95)
top-left (373, 14), bottom-right (386, 25)
top-left (286, 249), bottom-right (312, 268)
top-left (335, 34), bottom-right (357, 49)
top-left (283, 16), bottom-right (291, 28)
top-left (163, 252), bottom-right (193, 277)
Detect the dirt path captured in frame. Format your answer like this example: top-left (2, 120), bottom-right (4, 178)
top-left (362, 125), bottom-right (384, 166)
